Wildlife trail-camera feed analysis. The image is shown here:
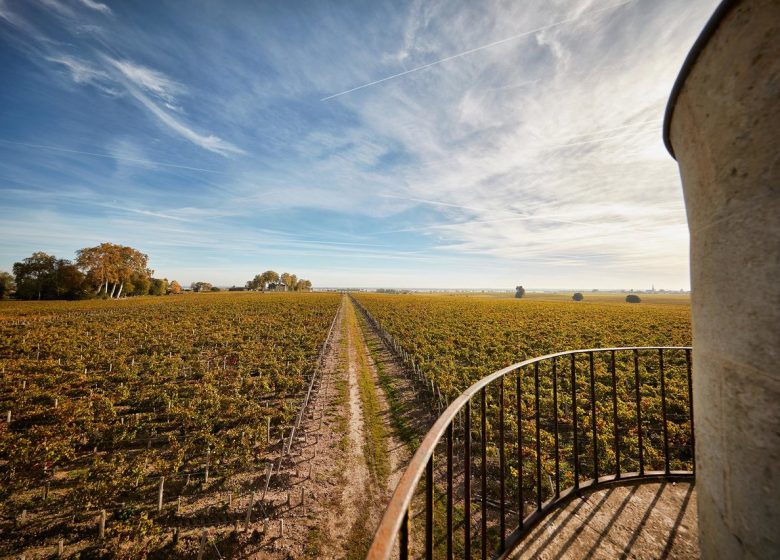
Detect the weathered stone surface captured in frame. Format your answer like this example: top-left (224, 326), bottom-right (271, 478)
top-left (668, 0), bottom-right (780, 557)
top-left (511, 482), bottom-right (697, 559)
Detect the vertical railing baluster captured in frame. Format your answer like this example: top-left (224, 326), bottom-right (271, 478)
top-left (611, 350), bottom-right (621, 479)
top-left (499, 378), bottom-right (506, 551)
top-left (447, 422), bottom-right (453, 560)
top-left (634, 349), bottom-right (644, 476)
top-left (516, 369), bottom-right (524, 529)
top-left (534, 362), bottom-right (542, 511)
top-left (589, 351), bottom-right (599, 482)
top-left (659, 348), bottom-right (670, 475)
top-left (552, 358), bottom-right (560, 497)
top-left (426, 456), bottom-right (434, 559)
top-left (686, 348), bottom-right (695, 473)
top-left (400, 509), bottom-right (410, 560)
top-left (481, 387), bottom-right (487, 560)
top-left (571, 354), bottom-right (579, 490)
top-left (465, 399), bottom-right (471, 560)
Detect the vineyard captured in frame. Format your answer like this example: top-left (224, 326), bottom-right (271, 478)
top-left (0, 292), bottom-right (340, 558)
top-left (352, 293), bottom-right (694, 557)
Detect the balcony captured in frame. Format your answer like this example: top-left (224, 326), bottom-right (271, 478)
top-left (367, 347), bottom-right (695, 559)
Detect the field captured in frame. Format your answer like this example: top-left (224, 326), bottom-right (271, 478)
top-left (0, 290), bottom-right (694, 558)
top-left (0, 292), bottom-right (339, 558)
top-left (352, 293), bottom-right (694, 556)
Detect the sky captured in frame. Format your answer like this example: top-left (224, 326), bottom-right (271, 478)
top-left (0, 0), bottom-right (719, 290)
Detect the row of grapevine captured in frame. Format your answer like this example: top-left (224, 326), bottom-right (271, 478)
top-left (0, 291), bottom-right (340, 558)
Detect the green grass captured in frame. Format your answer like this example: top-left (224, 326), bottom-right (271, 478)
top-left (345, 300), bottom-right (390, 485)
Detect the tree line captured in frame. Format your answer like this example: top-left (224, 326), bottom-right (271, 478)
top-left (0, 243), bottom-right (183, 300)
top-left (246, 270), bottom-right (312, 292)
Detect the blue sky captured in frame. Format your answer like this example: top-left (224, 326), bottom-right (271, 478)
top-left (0, 0), bottom-right (718, 289)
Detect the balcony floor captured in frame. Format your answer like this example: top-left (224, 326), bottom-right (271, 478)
top-left (510, 481), bottom-right (697, 559)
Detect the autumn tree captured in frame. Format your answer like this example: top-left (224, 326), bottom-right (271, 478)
top-left (76, 243), bottom-right (150, 299)
top-left (515, 285), bottom-right (525, 299)
top-left (169, 280), bottom-right (182, 294)
top-left (294, 279), bottom-right (312, 292)
top-left (0, 271), bottom-right (15, 299)
top-left (191, 281), bottom-right (213, 292)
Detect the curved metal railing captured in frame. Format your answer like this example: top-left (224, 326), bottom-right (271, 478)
top-left (367, 347), bottom-right (694, 560)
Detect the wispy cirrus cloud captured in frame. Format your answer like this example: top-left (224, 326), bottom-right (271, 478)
top-left (77, 0), bottom-right (111, 15)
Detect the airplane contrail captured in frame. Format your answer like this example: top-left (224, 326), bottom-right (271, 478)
top-left (0, 138), bottom-right (227, 174)
top-left (321, 0), bottom-right (635, 101)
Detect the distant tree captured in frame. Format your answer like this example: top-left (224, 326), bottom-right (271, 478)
top-left (210, 286), bottom-right (221, 292)
top-left (12, 253), bottom-right (84, 300)
top-left (280, 272), bottom-right (293, 291)
top-left (294, 279), bottom-right (312, 292)
top-left (572, 292), bottom-right (584, 301)
top-left (191, 282), bottom-right (213, 292)
top-left (13, 252), bottom-right (57, 300)
top-left (0, 271), bottom-right (14, 299)
top-left (626, 294), bottom-right (641, 304)
top-left (515, 285), bottom-right (525, 299)
top-left (148, 278), bottom-right (168, 296)
top-left (169, 280), bottom-right (182, 294)
top-left (76, 243), bottom-right (150, 299)
top-left (262, 271), bottom-right (279, 290)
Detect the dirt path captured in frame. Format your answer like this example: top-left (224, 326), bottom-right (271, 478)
top-left (260, 294), bottom-right (432, 559)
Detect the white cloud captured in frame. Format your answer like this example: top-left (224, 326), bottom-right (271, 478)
top-left (77, 0), bottom-right (111, 15)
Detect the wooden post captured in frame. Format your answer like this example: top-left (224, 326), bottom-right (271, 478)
top-left (197, 529), bottom-right (207, 560)
top-left (5, 411), bottom-right (10, 423)
top-left (157, 477), bottom-right (165, 513)
top-left (261, 464), bottom-right (272, 501)
top-left (243, 491), bottom-right (255, 531)
top-left (58, 539), bottom-right (64, 557)
top-left (98, 509), bottom-right (105, 539)
top-left (279, 518), bottom-right (284, 538)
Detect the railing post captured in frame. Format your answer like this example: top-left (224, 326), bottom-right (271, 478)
top-left (480, 387), bottom-right (487, 560)
top-left (447, 422), bottom-right (454, 560)
top-left (499, 377), bottom-right (506, 551)
top-left (571, 354), bottom-right (579, 490)
top-left (534, 362), bottom-right (542, 511)
top-left (400, 508), bottom-right (410, 560)
top-left (589, 351), bottom-right (599, 482)
top-left (516, 369), bottom-right (524, 528)
top-left (464, 399), bottom-right (472, 560)
top-left (634, 349), bottom-right (645, 476)
top-left (426, 456), bottom-right (434, 559)
top-left (659, 348), bottom-right (670, 475)
top-left (552, 358), bottom-right (560, 497)
top-left (611, 350), bottom-right (621, 479)
top-left (686, 348), bottom-right (695, 473)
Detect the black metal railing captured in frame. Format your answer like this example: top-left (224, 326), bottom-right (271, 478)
top-left (367, 347), bottom-right (694, 560)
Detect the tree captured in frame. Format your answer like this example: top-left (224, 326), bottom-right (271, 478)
top-left (191, 282), bottom-right (213, 292)
top-left (76, 243), bottom-right (150, 299)
top-left (148, 278), bottom-right (168, 296)
top-left (13, 252), bottom-right (57, 300)
top-left (12, 254), bottom-right (84, 300)
top-left (294, 279), bottom-right (312, 292)
top-left (169, 280), bottom-right (182, 294)
top-left (0, 271), bottom-right (16, 299)
top-left (515, 285), bottom-right (525, 299)
top-left (572, 292), bottom-right (584, 301)
top-left (626, 294), bottom-right (641, 304)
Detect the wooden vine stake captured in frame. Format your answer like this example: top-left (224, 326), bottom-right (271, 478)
top-left (243, 491), bottom-right (255, 531)
top-left (197, 529), bottom-right (207, 560)
top-left (157, 477), bottom-right (165, 513)
top-left (98, 509), bottom-right (106, 540)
